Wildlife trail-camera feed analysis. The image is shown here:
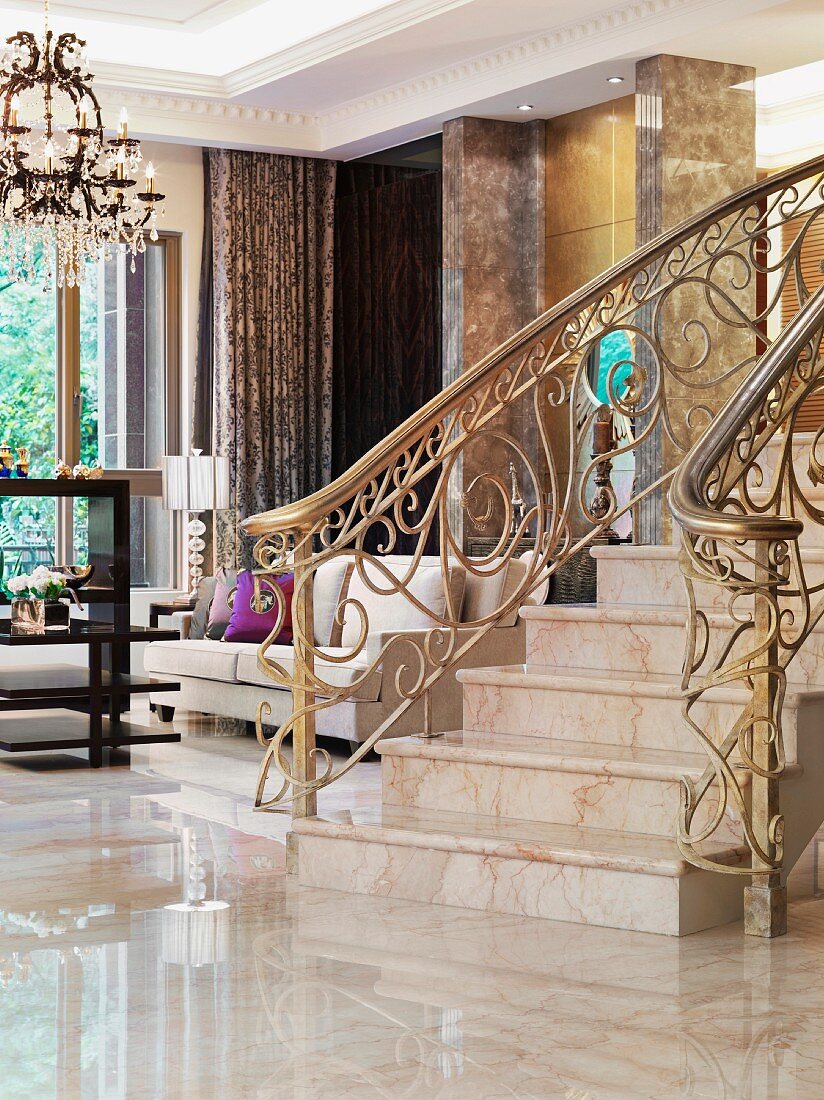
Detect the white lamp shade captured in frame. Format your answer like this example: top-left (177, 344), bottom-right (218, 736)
top-left (162, 901), bottom-right (230, 966)
top-left (162, 453), bottom-right (230, 512)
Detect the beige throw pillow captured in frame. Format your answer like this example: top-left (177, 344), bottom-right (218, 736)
top-left (341, 561), bottom-right (465, 649)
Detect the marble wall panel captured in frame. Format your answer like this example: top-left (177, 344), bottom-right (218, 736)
top-left (442, 116), bottom-right (546, 549)
top-left (543, 97), bottom-right (636, 539)
top-left (545, 94), bottom-right (635, 262)
top-left (546, 219), bottom-right (635, 307)
top-left (635, 55), bottom-right (756, 543)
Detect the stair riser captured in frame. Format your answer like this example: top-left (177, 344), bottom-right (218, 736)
top-left (597, 555), bottom-right (824, 608)
top-left (461, 681), bottom-right (801, 761)
top-left (596, 556), bottom-right (726, 608)
top-left (297, 833), bottom-right (743, 935)
top-left (381, 754), bottom-right (744, 841)
top-left (526, 616), bottom-right (824, 686)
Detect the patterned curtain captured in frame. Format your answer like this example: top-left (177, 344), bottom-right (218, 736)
top-left (193, 147), bottom-right (214, 454)
top-left (208, 148), bottom-right (336, 566)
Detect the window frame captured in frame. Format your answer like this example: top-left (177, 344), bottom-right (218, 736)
top-left (54, 232), bottom-right (183, 589)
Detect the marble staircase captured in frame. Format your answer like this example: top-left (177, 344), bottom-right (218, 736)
top-left (294, 528), bottom-right (824, 936)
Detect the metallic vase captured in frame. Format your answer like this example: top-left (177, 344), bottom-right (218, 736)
top-left (11, 597), bottom-right (45, 633)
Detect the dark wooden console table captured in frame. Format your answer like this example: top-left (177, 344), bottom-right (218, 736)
top-left (0, 622), bottom-right (181, 767)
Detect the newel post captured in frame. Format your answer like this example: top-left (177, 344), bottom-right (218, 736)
top-left (286, 526), bottom-right (317, 874)
top-left (744, 539), bottom-right (786, 937)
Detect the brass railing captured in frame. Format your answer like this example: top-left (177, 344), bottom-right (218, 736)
top-left (241, 153), bottom-right (824, 906)
top-left (670, 283), bottom-right (824, 937)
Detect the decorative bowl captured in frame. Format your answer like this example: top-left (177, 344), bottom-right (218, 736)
top-left (54, 565), bottom-right (95, 590)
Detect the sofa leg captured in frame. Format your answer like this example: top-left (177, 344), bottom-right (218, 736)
top-left (348, 739), bottom-right (379, 762)
top-left (157, 705), bottom-right (175, 724)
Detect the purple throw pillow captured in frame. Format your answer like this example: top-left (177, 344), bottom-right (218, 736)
top-left (223, 571), bottom-right (294, 644)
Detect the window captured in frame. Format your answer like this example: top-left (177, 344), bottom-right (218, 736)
top-left (0, 234), bottom-right (181, 590)
top-left (586, 330), bottom-right (633, 406)
top-left (0, 261), bottom-right (57, 577)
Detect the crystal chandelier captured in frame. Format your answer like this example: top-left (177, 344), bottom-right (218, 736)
top-left (0, 0), bottom-right (164, 287)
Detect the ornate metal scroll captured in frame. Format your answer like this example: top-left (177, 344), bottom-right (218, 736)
top-left (671, 278), bottom-right (824, 936)
top-left (239, 154), bottom-right (824, 878)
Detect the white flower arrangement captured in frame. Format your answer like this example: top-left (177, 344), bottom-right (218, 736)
top-left (5, 566), bottom-right (67, 601)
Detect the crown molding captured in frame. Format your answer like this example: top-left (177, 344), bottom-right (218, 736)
top-left (757, 92), bottom-right (824, 173)
top-left (94, 65), bottom-right (224, 98)
top-left (323, 0), bottom-right (735, 125)
top-left (93, 0), bottom-right (765, 156)
top-left (91, 0), bottom-right (473, 96)
top-left (95, 88), bottom-right (322, 152)
top-left (758, 90), bottom-right (824, 127)
top-left (319, 0), bottom-right (741, 150)
top-left (221, 0), bottom-right (475, 97)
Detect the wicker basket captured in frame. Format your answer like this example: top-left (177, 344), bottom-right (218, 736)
top-left (548, 551), bottom-right (597, 605)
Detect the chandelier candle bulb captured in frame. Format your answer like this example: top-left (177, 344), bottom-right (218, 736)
top-left (118, 107), bottom-right (128, 140)
top-left (9, 94), bottom-right (19, 127)
top-left (145, 162), bottom-right (155, 195)
top-left (44, 138), bottom-right (54, 174)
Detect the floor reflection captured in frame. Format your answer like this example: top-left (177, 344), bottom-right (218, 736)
top-left (0, 712), bottom-right (823, 1098)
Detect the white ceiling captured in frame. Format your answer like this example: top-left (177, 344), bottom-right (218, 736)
top-left (0, 0), bottom-right (820, 158)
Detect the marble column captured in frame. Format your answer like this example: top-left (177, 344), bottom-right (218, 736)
top-left (442, 116), bottom-right (545, 549)
top-left (634, 55), bottom-right (756, 544)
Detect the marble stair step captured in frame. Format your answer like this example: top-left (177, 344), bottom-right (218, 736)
top-left (591, 544), bottom-right (824, 608)
top-left (378, 730), bottom-right (749, 840)
top-left (457, 664), bottom-right (824, 760)
top-left (521, 601), bottom-right (824, 685)
top-left (293, 805), bottom-right (747, 935)
top-left (747, 486), bottom-right (824, 548)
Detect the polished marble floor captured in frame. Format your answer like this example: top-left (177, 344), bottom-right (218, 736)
top-left (1, 706), bottom-right (824, 1098)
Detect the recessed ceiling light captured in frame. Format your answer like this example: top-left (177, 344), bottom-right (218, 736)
top-left (607, 76), bottom-right (624, 84)
top-left (516, 103), bottom-right (534, 111)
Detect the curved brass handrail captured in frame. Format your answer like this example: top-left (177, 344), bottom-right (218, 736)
top-left (668, 281), bottom-right (824, 935)
top-left (669, 282), bottom-right (824, 541)
top-left (243, 152), bottom-right (824, 538)
top-left (237, 142), bottom-right (824, 940)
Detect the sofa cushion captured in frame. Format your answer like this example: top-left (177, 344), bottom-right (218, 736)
top-left (144, 639), bottom-right (255, 683)
top-left (313, 559), bottom-right (351, 646)
top-left (340, 562), bottom-right (465, 650)
top-left (236, 646), bottom-right (382, 702)
top-left (189, 576), bottom-right (217, 640)
top-left (461, 556), bottom-right (527, 627)
top-left (206, 570), bottom-right (237, 640)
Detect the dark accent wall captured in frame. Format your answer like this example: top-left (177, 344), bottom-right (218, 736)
top-left (332, 164), bottom-right (443, 477)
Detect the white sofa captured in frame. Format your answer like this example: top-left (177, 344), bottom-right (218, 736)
top-left (144, 554), bottom-right (544, 746)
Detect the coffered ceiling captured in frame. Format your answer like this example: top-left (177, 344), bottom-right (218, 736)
top-left (0, 0), bottom-right (819, 158)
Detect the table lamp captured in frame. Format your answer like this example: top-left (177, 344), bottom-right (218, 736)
top-left (162, 450), bottom-right (230, 597)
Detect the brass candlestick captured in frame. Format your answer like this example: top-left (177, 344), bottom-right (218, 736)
top-left (590, 406), bottom-right (620, 541)
top-left (508, 462), bottom-right (530, 538)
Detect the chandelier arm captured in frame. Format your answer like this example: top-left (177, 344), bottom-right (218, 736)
top-left (0, 2), bottom-right (165, 286)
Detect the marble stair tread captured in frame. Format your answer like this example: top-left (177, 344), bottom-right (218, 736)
top-left (522, 599), bottom-right (824, 636)
top-left (292, 805), bottom-right (747, 877)
top-left (590, 545), bottom-right (824, 562)
top-left (457, 663), bottom-right (824, 706)
top-left (376, 729), bottom-right (736, 783)
top-left (523, 602), bottom-right (732, 627)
